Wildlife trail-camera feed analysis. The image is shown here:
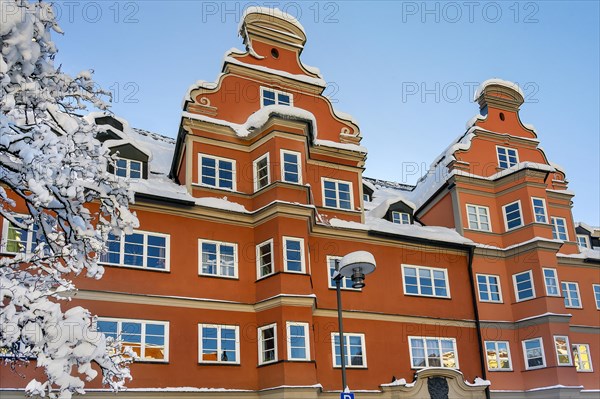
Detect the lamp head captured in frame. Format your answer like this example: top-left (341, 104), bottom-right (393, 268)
top-left (339, 251), bottom-right (376, 288)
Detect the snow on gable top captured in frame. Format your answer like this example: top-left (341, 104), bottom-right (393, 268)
top-left (238, 7), bottom-right (306, 36)
top-left (362, 177), bottom-right (415, 213)
top-left (474, 78), bottom-right (525, 102)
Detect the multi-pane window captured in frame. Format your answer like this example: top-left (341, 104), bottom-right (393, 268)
top-left (572, 344), bottom-right (593, 372)
top-left (466, 205), bottom-right (491, 231)
top-left (496, 146), bottom-right (519, 169)
top-left (503, 201), bottom-right (523, 231)
top-left (576, 234), bottom-right (591, 248)
top-left (253, 153), bottom-right (270, 191)
top-left (476, 274), bottom-right (502, 303)
top-left (332, 333), bottom-right (366, 368)
top-left (198, 324), bottom-right (239, 364)
top-left (283, 237), bottom-right (304, 273)
top-left (594, 285), bottom-right (600, 310)
top-left (261, 87), bottom-right (292, 107)
top-left (322, 179), bottom-right (353, 210)
top-left (258, 324), bottom-right (277, 365)
top-left (97, 318), bottom-right (168, 362)
top-left (542, 268), bottom-right (560, 296)
top-left (409, 337), bottom-right (458, 369)
top-left (281, 150), bottom-right (301, 184)
top-left (554, 335), bottom-right (572, 366)
top-left (286, 322), bottom-right (309, 361)
top-left (522, 337), bottom-right (546, 370)
top-left (1, 217), bottom-right (43, 254)
top-left (327, 256), bottom-right (358, 290)
top-left (513, 270), bottom-right (535, 301)
top-left (198, 240), bottom-right (237, 278)
top-left (102, 230), bottom-right (169, 271)
top-left (551, 217), bottom-right (568, 241)
top-left (199, 154), bottom-right (235, 190)
top-left (402, 265), bottom-right (450, 298)
top-left (531, 198), bottom-right (548, 223)
top-left (391, 211), bottom-right (410, 225)
top-left (256, 239), bottom-right (274, 278)
top-left (114, 158), bottom-right (142, 179)
top-left (485, 341), bottom-right (512, 371)
top-left (562, 282), bottom-right (581, 308)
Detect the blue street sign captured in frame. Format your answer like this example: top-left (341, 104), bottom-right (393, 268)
top-left (341, 393), bottom-right (354, 399)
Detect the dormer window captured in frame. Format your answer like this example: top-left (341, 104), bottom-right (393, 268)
top-left (261, 87), bottom-right (293, 107)
top-left (496, 146), bottom-right (519, 169)
top-left (392, 211), bottom-right (411, 225)
top-left (114, 157), bottom-right (142, 179)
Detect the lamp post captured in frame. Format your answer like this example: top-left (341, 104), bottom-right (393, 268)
top-left (333, 250), bottom-right (377, 392)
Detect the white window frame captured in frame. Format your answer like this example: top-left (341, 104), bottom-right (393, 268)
top-left (593, 284), bottom-right (600, 310)
top-left (114, 157), bottom-right (143, 179)
top-left (280, 149), bottom-right (302, 184)
top-left (256, 239), bottom-right (274, 279)
top-left (260, 87), bottom-right (293, 107)
top-left (101, 229), bottom-right (171, 271)
top-left (198, 153), bottom-right (236, 191)
top-left (551, 217), bottom-right (569, 241)
top-left (286, 322), bottom-right (310, 361)
top-left (327, 256), bottom-right (360, 291)
top-left (466, 204), bottom-right (491, 232)
top-left (562, 281), bottom-right (582, 309)
top-left (391, 211), bottom-right (411, 225)
top-left (512, 270), bottom-right (536, 302)
top-left (576, 234), bottom-right (591, 248)
top-left (542, 268), bottom-right (561, 297)
top-left (402, 264), bottom-right (451, 298)
top-left (496, 145), bottom-right (519, 169)
top-left (572, 343), bottom-right (593, 372)
top-left (1, 216), bottom-right (37, 254)
top-left (198, 239), bottom-right (238, 279)
top-left (282, 236), bottom-right (305, 273)
top-left (198, 324), bottom-right (240, 365)
top-left (331, 332), bottom-right (367, 368)
top-left (531, 197), bottom-right (548, 224)
top-left (522, 337), bottom-right (546, 370)
top-left (97, 317), bottom-right (169, 362)
top-left (476, 274), bottom-right (503, 303)
top-left (553, 335), bottom-right (573, 366)
top-left (484, 340), bottom-right (513, 371)
top-left (321, 178), bottom-right (354, 211)
top-left (258, 323), bottom-right (278, 365)
top-left (408, 336), bottom-right (459, 369)
top-left (253, 153), bottom-right (270, 191)
top-left (502, 200), bottom-right (523, 231)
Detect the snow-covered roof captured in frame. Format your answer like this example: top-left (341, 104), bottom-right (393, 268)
top-left (474, 78), bottom-right (525, 101)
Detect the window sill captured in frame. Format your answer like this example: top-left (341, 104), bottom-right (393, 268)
top-left (257, 359), bottom-right (281, 368)
top-left (198, 362), bottom-right (241, 367)
top-left (523, 366), bottom-right (546, 371)
top-left (487, 368), bottom-right (514, 372)
top-left (333, 365), bottom-right (367, 369)
top-left (404, 293), bottom-right (452, 300)
top-left (198, 273), bottom-right (239, 280)
top-left (328, 286), bottom-right (361, 292)
top-left (101, 263), bottom-right (170, 273)
top-left (479, 300), bottom-right (504, 304)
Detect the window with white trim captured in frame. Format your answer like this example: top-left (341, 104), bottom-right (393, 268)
top-left (572, 344), bottom-right (593, 372)
top-left (576, 234), bottom-right (591, 248)
top-left (102, 230), bottom-right (170, 271)
top-left (531, 197), bottom-right (548, 223)
top-left (513, 270), bottom-right (535, 301)
top-left (562, 281), bottom-right (581, 308)
top-left (253, 153), bottom-right (270, 191)
top-left (286, 322), bottom-right (310, 361)
top-left (554, 335), bottom-right (572, 366)
top-left (327, 256), bottom-right (359, 290)
top-left (466, 204), bottom-right (491, 231)
top-left (281, 150), bottom-right (301, 184)
top-left (496, 146), bottom-right (518, 169)
top-left (199, 154), bottom-right (235, 190)
top-left (256, 239), bottom-right (274, 279)
top-left (391, 211), bottom-right (411, 225)
top-left (1, 216), bottom-right (43, 254)
top-left (542, 268), bottom-right (560, 296)
top-left (97, 318), bottom-right (168, 362)
top-left (594, 285), bottom-right (600, 310)
top-left (402, 265), bottom-right (450, 298)
top-left (261, 87), bottom-right (292, 107)
top-left (322, 178), bottom-right (353, 210)
top-left (551, 217), bottom-right (568, 241)
top-left (484, 341), bottom-right (512, 371)
top-left (503, 201), bottom-right (523, 231)
top-left (476, 274), bottom-right (502, 303)
top-left (409, 337), bottom-right (458, 369)
top-left (332, 333), bottom-right (366, 368)
top-left (258, 324), bottom-right (277, 365)
top-left (198, 324), bottom-right (239, 364)
top-left (522, 337), bottom-right (546, 370)
top-left (198, 239), bottom-right (237, 278)
top-left (283, 237), bottom-right (305, 273)
top-left (114, 157), bottom-right (142, 179)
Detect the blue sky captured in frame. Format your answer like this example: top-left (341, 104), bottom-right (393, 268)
top-left (51, 1), bottom-right (599, 224)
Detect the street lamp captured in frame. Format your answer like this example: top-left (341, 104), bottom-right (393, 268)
top-left (333, 250), bottom-right (377, 392)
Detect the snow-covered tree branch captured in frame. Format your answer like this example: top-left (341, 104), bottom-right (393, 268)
top-left (1, 1), bottom-right (138, 397)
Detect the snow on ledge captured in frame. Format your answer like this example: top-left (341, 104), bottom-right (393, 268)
top-left (224, 56), bottom-right (326, 87)
top-left (474, 78), bottom-right (525, 101)
top-left (238, 6), bottom-right (306, 35)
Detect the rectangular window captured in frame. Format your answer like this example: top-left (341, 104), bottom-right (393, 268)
top-left (551, 217), bottom-right (568, 241)
top-left (253, 153), bottom-right (270, 191)
top-left (322, 178), bottom-right (353, 210)
top-left (97, 318), bottom-right (168, 362)
top-left (1, 217), bottom-right (42, 254)
top-left (286, 322), bottom-right (310, 361)
top-left (332, 333), bottom-right (366, 368)
top-left (281, 150), bottom-right (301, 184)
top-left (114, 157), bottom-right (142, 179)
top-left (513, 270), bottom-right (535, 301)
top-left (476, 274), bottom-right (502, 303)
top-left (522, 337), bottom-right (546, 370)
top-left (572, 344), bottom-right (593, 372)
top-left (576, 234), bottom-right (591, 248)
top-left (198, 239), bottom-right (237, 278)
top-left (101, 230), bottom-right (170, 271)
top-left (503, 200), bottom-right (523, 231)
top-left (562, 281), bottom-right (581, 308)
top-left (531, 198), bottom-right (548, 223)
top-left (391, 211), bottom-right (411, 225)
top-left (327, 256), bottom-right (359, 290)
top-left (261, 87), bottom-right (293, 107)
top-left (198, 324), bottom-right (239, 364)
top-left (402, 265), bottom-right (450, 298)
top-left (542, 268), bottom-right (560, 296)
top-left (594, 285), bottom-right (600, 310)
top-left (256, 239), bottom-right (274, 279)
top-left (554, 335), bottom-right (572, 366)
top-left (466, 204), bottom-right (491, 231)
top-left (485, 341), bottom-right (512, 371)
top-left (199, 154), bottom-right (235, 190)
top-left (258, 324), bottom-right (277, 365)
top-left (283, 237), bottom-right (305, 273)
top-left (409, 337), bottom-right (458, 369)
top-left (496, 146), bottom-right (519, 169)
